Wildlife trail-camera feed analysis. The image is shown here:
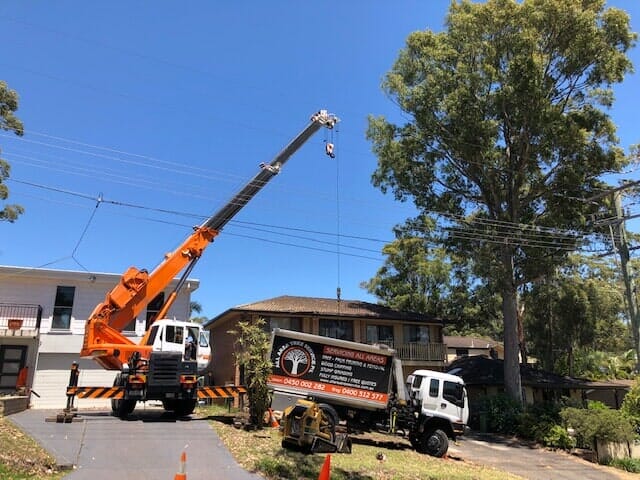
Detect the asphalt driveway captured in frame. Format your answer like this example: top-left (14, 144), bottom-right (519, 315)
top-left (8, 405), bottom-right (263, 480)
top-left (449, 432), bottom-right (633, 480)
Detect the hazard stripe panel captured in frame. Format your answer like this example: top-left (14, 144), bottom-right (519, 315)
top-left (66, 387), bottom-right (124, 399)
top-left (66, 386), bottom-right (246, 399)
top-left (197, 386), bottom-right (247, 399)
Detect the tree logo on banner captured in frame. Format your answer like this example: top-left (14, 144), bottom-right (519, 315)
top-left (275, 341), bottom-right (316, 377)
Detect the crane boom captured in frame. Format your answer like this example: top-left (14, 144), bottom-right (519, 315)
top-left (81, 110), bottom-right (338, 370)
top-left (204, 110), bottom-right (337, 231)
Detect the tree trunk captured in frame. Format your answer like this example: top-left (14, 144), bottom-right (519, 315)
top-left (517, 299), bottom-right (528, 365)
top-left (501, 248), bottom-right (524, 405)
top-left (568, 345), bottom-right (574, 378)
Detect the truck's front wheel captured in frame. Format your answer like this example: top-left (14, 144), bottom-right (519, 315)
top-left (111, 374), bottom-right (136, 418)
top-left (421, 428), bottom-right (449, 457)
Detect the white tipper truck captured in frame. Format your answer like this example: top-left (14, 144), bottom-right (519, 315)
top-left (268, 329), bottom-right (469, 457)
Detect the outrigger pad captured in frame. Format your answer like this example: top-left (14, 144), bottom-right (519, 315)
top-left (45, 412), bottom-right (77, 423)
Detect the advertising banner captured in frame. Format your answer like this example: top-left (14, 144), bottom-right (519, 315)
top-left (269, 333), bottom-right (393, 406)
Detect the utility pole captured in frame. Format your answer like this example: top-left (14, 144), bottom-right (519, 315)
top-left (611, 191), bottom-right (640, 368)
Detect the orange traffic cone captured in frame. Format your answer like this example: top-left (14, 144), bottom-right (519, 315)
top-left (317, 454), bottom-right (330, 480)
top-left (268, 408), bottom-right (280, 428)
top-left (174, 451), bottom-right (187, 480)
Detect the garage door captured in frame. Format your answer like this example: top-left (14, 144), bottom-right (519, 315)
top-left (31, 353), bottom-right (118, 409)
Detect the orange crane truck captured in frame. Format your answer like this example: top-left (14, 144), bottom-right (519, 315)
top-left (61, 110), bottom-right (339, 420)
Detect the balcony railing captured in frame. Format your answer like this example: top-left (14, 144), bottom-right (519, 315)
top-left (373, 340), bottom-right (446, 363)
top-left (0, 303), bottom-right (42, 332)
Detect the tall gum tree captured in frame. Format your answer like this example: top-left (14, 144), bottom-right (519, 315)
top-left (0, 80), bottom-right (24, 222)
top-left (367, 0), bottom-right (636, 403)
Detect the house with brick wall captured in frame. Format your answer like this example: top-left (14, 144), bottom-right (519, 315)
top-left (204, 295), bottom-right (447, 387)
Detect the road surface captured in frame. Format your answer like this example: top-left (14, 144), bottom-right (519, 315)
top-left (9, 405), bottom-right (263, 480)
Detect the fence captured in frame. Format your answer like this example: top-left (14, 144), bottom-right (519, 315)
top-left (393, 342), bottom-right (446, 362)
top-left (374, 340), bottom-right (446, 362)
top-left (0, 303), bottom-right (43, 330)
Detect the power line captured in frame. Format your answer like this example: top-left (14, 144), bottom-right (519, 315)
top-left (5, 136), bottom-right (626, 247)
top-left (9, 177), bottom-right (618, 256)
top-left (7, 140), bottom-right (620, 247)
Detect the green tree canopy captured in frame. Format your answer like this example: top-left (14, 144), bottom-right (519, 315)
top-left (0, 81), bottom-right (24, 222)
top-left (367, 0), bottom-right (636, 403)
top-left (362, 235), bottom-right (451, 315)
top-left (524, 253), bottom-right (630, 376)
top-left (362, 229), bottom-right (503, 340)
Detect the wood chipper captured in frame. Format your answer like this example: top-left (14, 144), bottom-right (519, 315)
top-left (280, 399), bottom-right (352, 454)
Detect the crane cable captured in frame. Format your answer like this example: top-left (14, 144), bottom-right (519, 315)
top-left (325, 126), bottom-right (342, 310)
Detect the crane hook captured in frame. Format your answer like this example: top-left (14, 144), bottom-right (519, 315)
top-left (325, 142), bottom-right (335, 159)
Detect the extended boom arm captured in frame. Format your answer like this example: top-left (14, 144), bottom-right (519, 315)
top-left (81, 110), bottom-right (338, 370)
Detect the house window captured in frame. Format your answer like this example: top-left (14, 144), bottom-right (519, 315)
top-left (123, 318), bottom-right (137, 333)
top-left (366, 324), bottom-right (394, 345)
top-left (404, 324), bottom-right (430, 343)
top-left (145, 292), bottom-right (165, 329)
top-left (319, 319), bottom-right (353, 341)
top-left (266, 317), bottom-right (302, 332)
top-left (455, 348), bottom-right (469, 358)
top-left (52, 286), bottom-right (75, 329)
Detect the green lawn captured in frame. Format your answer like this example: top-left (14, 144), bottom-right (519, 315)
top-left (200, 405), bottom-right (523, 480)
top-left (0, 416), bottom-right (63, 480)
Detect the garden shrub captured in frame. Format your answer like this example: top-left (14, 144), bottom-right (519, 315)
top-left (476, 394), bottom-right (522, 435)
top-left (543, 424), bottom-right (576, 450)
top-left (517, 402), bottom-right (561, 443)
top-left (561, 406), bottom-right (635, 450)
top-left (621, 379), bottom-right (640, 433)
top-left (586, 400), bottom-right (608, 410)
top-left (608, 457), bottom-right (640, 473)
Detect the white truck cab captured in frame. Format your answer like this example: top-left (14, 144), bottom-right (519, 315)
top-left (406, 369), bottom-right (469, 427)
top-left (145, 319), bottom-right (211, 372)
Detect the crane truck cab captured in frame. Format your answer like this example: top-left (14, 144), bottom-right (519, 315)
top-left (144, 319), bottom-right (211, 372)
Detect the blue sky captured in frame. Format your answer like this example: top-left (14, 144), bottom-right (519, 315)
top-left (1, 1), bottom-right (640, 320)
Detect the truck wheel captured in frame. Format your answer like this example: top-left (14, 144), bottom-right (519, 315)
top-left (111, 398), bottom-right (121, 415)
top-left (173, 399), bottom-right (197, 417)
top-left (117, 399), bottom-right (136, 418)
top-left (422, 428), bottom-right (449, 457)
top-left (111, 374), bottom-right (123, 414)
top-left (111, 374), bottom-right (134, 418)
